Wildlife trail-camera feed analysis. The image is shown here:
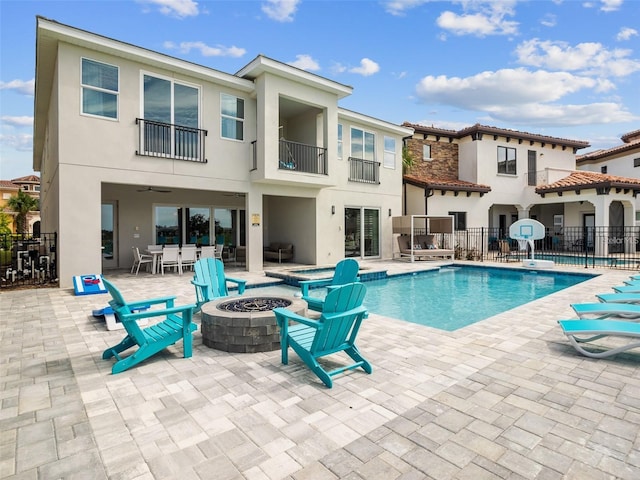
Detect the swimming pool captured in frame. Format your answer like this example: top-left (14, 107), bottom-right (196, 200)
top-left (248, 266), bottom-right (594, 331)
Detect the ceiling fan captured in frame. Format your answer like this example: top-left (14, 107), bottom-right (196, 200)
top-left (223, 192), bottom-right (245, 197)
top-left (137, 186), bottom-right (172, 193)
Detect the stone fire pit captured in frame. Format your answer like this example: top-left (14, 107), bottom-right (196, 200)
top-left (200, 295), bottom-right (307, 353)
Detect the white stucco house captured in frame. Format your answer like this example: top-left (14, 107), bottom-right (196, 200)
top-left (401, 123), bottom-right (640, 256)
top-left (576, 129), bottom-right (640, 224)
top-left (33, 17), bottom-right (413, 288)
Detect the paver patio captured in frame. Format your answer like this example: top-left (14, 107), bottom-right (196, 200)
top-left (1, 261), bottom-right (639, 479)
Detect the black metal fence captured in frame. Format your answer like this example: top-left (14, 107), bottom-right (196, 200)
top-left (446, 226), bottom-right (640, 269)
top-left (1, 233), bottom-right (58, 289)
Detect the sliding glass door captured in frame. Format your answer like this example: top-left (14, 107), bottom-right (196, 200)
top-left (344, 207), bottom-right (380, 258)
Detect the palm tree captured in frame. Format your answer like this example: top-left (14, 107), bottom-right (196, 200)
top-left (7, 190), bottom-right (39, 234)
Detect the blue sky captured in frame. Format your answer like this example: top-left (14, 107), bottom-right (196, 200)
top-left (1, 0), bottom-right (639, 180)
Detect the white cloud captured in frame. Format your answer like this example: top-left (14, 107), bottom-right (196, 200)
top-left (349, 58), bottom-right (380, 76)
top-left (436, 1), bottom-right (519, 37)
top-left (137, 0), bottom-right (199, 18)
top-left (617, 27), bottom-right (638, 41)
top-left (0, 79), bottom-right (35, 96)
top-left (515, 39), bottom-right (640, 77)
top-left (262, 0), bottom-right (300, 22)
top-left (1, 116), bottom-right (33, 127)
top-left (0, 133), bottom-right (33, 152)
top-left (383, 0), bottom-right (432, 16)
top-left (287, 54), bottom-right (320, 72)
top-left (488, 102), bottom-right (636, 126)
top-left (330, 63), bottom-right (348, 75)
top-left (416, 69), bottom-right (603, 108)
top-left (540, 14), bottom-right (557, 27)
top-left (414, 67), bottom-right (636, 126)
top-left (163, 41), bottom-right (245, 57)
top-left (600, 0), bottom-right (623, 11)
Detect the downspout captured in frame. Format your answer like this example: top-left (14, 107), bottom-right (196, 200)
top-left (424, 188), bottom-right (434, 214)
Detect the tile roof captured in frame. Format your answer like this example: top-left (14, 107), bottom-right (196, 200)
top-left (0, 180), bottom-right (20, 189)
top-left (576, 137), bottom-right (640, 163)
top-left (535, 171), bottom-right (640, 195)
top-left (404, 174), bottom-right (491, 193)
top-left (403, 122), bottom-right (590, 150)
top-left (11, 174), bottom-right (40, 183)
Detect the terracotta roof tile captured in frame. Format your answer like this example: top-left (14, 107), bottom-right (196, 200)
top-left (404, 174), bottom-right (491, 193)
top-left (536, 170), bottom-right (640, 194)
top-left (403, 122), bottom-right (590, 149)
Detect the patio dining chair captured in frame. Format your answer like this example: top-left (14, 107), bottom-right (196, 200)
top-left (161, 246), bottom-right (182, 275)
top-left (199, 245), bottom-right (217, 259)
top-left (180, 245), bottom-right (198, 272)
top-left (215, 243), bottom-right (224, 260)
top-left (131, 247), bottom-right (153, 275)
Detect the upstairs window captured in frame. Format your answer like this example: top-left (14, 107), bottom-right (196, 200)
top-left (383, 136), bottom-right (396, 169)
top-left (81, 58), bottom-right (118, 119)
top-left (634, 158), bottom-right (640, 167)
top-left (221, 93), bottom-right (244, 141)
top-left (351, 127), bottom-right (375, 160)
top-left (601, 166), bottom-right (608, 174)
top-left (423, 144), bottom-right (432, 161)
top-left (497, 146), bottom-right (516, 175)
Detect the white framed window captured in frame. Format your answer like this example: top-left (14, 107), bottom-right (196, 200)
top-left (350, 127), bottom-right (375, 160)
top-left (383, 136), bottom-right (396, 169)
top-left (338, 123), bottom-right (343, 160)
top-left (221, 93), bottom-right (244, 141)
top-left (497, 146), bottom-right (517, 175)
top-left (423, 144), bottom-right (432, 161)
top-left (81, 58), bottom-right (118, 119)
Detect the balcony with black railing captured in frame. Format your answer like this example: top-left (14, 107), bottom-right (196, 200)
top-left (278, 139), bottom-right (327, 175)
top-left (348, 157), bottom-right (380, 184)
top-left (136, 118), bottom-right (207, 163)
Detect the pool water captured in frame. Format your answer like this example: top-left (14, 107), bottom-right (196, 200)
top-left (246, 266), bottom-right (594, 331)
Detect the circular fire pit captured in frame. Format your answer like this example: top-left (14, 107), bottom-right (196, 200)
top-left (200, 295), bottom-right (307, 353)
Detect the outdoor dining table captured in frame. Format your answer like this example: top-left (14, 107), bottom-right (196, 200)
top-left (144, 246), bottom-right (201, 274)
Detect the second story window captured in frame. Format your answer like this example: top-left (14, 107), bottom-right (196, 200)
top-left (601, 166), bottom-right (608, 174)
top-left (338, 124), bottom-right (343, 160)
top-left (221, 93), bottom-right (244, 141)
top-left (351, 127), bottom-right (375, 160)
top-left (81, 58), bottom-right (118, 119)
top-left (423, 144), bottom-right (432, 161)
top-left (497, 146), bottom-right (516, 175)
top-left (383, 136), bottom-right (396, 169)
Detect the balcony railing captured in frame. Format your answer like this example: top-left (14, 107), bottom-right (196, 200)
top-left (348, 157), bottom-right (380, 184)
top-left (278, 139), bottom-right (327, 175)
top-left (136, 118), bottom-right (207, 163)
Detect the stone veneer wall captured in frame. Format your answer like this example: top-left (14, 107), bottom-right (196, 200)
top-left (405, 136), bottom-right (459, 180)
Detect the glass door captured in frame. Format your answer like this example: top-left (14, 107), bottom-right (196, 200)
top-left (101, 202), bottom-right (117, 269)
top-left (344, 207), bottom-right (380, 258)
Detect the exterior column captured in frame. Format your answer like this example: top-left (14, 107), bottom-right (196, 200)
top-left (593, 196), bottom-right (610, 256)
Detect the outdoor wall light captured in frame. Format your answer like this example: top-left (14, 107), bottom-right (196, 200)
top-left (389, 209), bottom-right (392, 217)
top-left (331, 205), bottom-right (335, 215)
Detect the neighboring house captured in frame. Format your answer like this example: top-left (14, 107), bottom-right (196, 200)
top-left (576, 129), bottom-right (640, 224)
top-left (33, 17), bottom-right (412, 288)
top-left (402, 123), bottom-right (640, 254)
top-left (0, 175), bottom-right (41, 234)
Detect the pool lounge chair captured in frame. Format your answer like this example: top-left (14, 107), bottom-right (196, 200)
top-left (571, 303), bottom-right (640, 319)
top-left (613, 284), bottom-right (640, 293)
top-left (558, 319), bottom-right (640, 358)
top-left (596, 293), bottom-right (640, 304)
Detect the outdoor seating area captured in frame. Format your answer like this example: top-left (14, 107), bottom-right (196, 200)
top-left (3, 262), bottom-right (640, 479)
top-left (263, 242), bottom-right (294, 263)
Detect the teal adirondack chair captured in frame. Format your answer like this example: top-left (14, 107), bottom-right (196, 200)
top-left (274, 282), bottom-right (372, 388)
top-left (299, 258), bottom-right (360, 312)
top-left (191, 258), bottom-right (247, 312)
top-left (101, 278), bottom-right (197, 374)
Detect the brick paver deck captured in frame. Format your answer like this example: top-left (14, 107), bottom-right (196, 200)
top-left (1, 261), bottom-right (639, 479)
